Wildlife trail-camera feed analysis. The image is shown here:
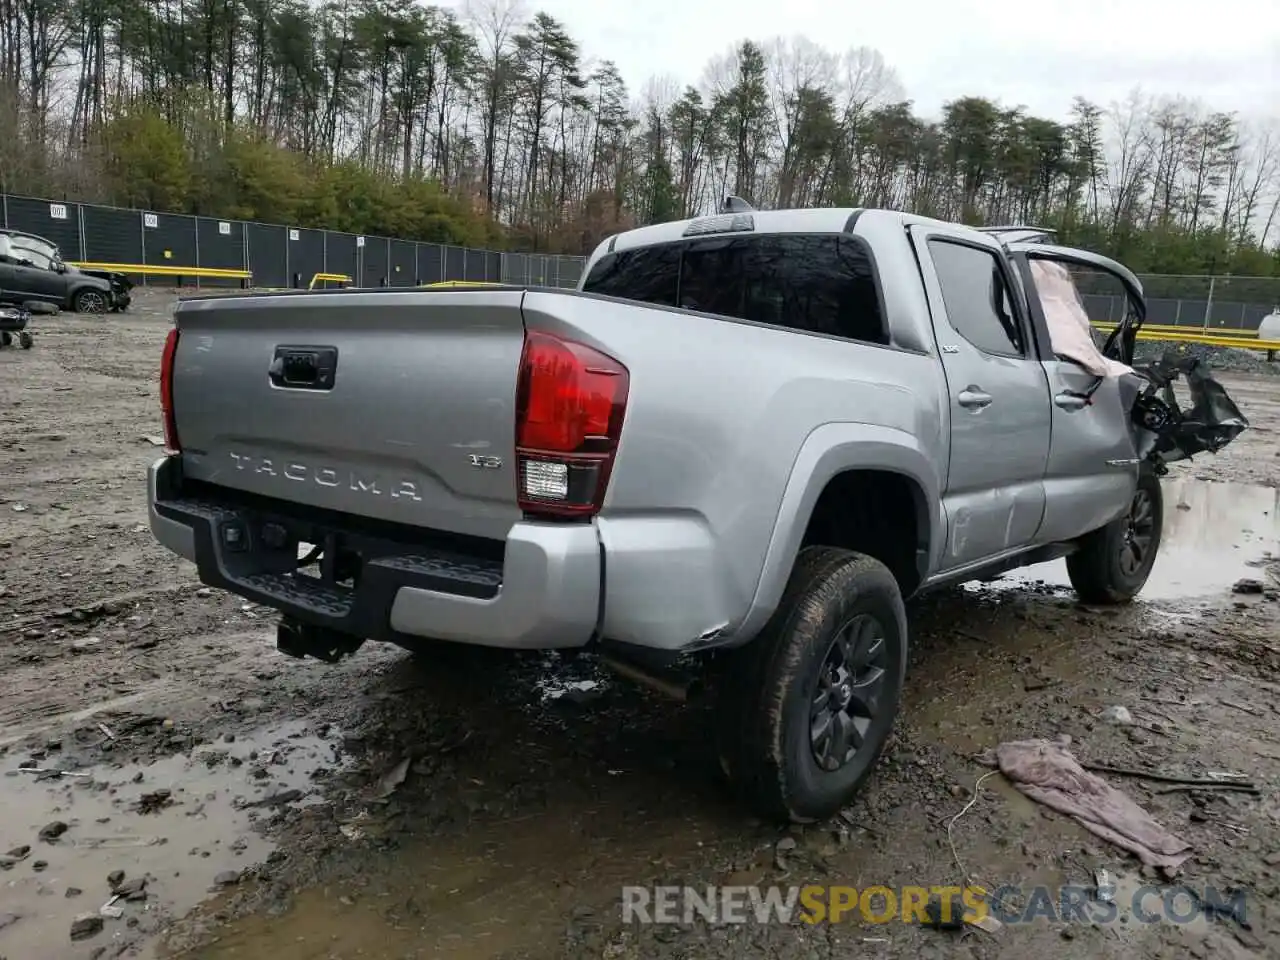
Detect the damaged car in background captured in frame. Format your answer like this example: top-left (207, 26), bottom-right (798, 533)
top-left (146, 206), bottom-right (1248, 824)
top-left (0, 229), bottom-right (133, 313)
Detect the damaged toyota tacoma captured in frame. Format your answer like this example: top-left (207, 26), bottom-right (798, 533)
top-left (148, 205), bottom-right (1246, 823)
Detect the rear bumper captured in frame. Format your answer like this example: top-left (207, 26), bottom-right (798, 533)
top-left (147, 458), bottom-right (601, 649)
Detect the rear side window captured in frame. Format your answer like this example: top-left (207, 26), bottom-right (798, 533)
top-left (927, 240), bottom-right (1025, 357)
top-left (582, 234), bottom-right (886, 345)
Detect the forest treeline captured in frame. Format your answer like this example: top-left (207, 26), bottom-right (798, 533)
top-left (1, 0), bottom-right (1278, 275)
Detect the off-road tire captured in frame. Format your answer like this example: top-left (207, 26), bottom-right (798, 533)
top-left (18, 331), bottom-right (33, 349)
top-left (1066, 466), bottom-right (1163, 604)
top-left (715, 547), bottom-right (907, 823)
top-left (0, 332), bottom-right (10, 347)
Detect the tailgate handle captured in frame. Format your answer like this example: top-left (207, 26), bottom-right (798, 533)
top-left (269, 345), bottom-right (338, 390)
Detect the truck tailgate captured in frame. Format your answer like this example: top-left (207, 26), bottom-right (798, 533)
top-left (170, 289), bottom-right (526, 541)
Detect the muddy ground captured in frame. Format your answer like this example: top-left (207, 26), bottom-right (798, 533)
top-left (1, 290), bottom-right (1278, 960)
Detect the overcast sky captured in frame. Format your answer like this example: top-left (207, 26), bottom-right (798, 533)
top-left (524, 0), bottom-right (1279, 122)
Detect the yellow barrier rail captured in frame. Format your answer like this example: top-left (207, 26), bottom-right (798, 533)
top-left (70, 261), bottom-right (252, 281)
top-left (1132, 330), bottom-right (1280, 350)
top-left (297, 277), bottom-right (500, 292)
top-left (1086, 321), bottom-right (1277, 357)
top-left (1093, 321), bottom-right (1259, 337)
top-left (307, 272), bottom-right (352, 290)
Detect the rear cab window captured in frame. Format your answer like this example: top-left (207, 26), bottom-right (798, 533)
top-left (582, 233), bottom-right (887, 345)
top-left (925, 240), bottom-right (1026, 357)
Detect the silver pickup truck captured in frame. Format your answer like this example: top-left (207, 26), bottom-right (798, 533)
top-left (148, 206), bottom-right (1245, 823)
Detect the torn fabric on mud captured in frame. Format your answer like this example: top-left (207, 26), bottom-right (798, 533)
top-left (990, 738), bottom-right (1192, 871)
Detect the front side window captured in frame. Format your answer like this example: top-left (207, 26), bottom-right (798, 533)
top-left (13, 245), bottom-right (53, 270)
top-left (582, 233), bottom-right (887, 344)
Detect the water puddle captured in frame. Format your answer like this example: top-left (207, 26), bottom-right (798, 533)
top-left (185, 805), bottom-right (728, 960)
top-left (0, 720), bottom-right (344, 958)
top-left (980, 480), bottom-right (1278, 601)
top-left (1102, 870), bottom-right (1213, 940)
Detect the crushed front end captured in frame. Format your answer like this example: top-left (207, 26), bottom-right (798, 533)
top-left (1129, 352), bottom-right (1250, 473)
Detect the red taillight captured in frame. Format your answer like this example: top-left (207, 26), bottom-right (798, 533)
top-left (515, 330), bottom-right (628, 518)
top-left (160, 326), bottom-right (180, 455)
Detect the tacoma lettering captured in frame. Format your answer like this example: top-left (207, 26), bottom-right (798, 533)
top-left (228, 452), bottom-right (421, 501)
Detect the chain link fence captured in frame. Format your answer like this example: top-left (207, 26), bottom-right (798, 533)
top-left (5, 193), bottom-right (1278, 327)
top-left (0, 193), bottom-right (585, 291)
top-left (1081, 274), bottom-right (1280, 331)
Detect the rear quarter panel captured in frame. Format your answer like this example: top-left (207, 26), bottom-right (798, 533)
top-left (521, 273), bottom-right (947, 649)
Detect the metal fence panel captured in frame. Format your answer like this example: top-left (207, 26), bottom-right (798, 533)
top-left (1073, 291), bottom-right (1274, 332)
top-left (362, 236), bottom-right (389, 287)
top-left (144, 212), bottom-right (197, 276)
top-left (1242, 302), bottom-right (1274, 330)
top-left (1, 193), bottom-right (592, 290)
top-left (417, 244), bottom-right (443, 284)
top-left (248, 223), bottom-right (289, 288)
top-left (82, 205), bottom-right (142, 265)
top-left (197, 218), bottom-right (244, 269)
top-left (197, 217), bottom-right (245, 287)
top-left (6, 195), bottom-right (82, 257)
top-left (556, 256), bottom-right (583, 288)
top-left (1145, 297), bottom-right (1177, 325)
top-left (444, 246), bottom-right (465, 281)
top-left (24, 195), bottom-right (1280, 322)
top-left (502, 252), bottom-right (526, 285)
top-left (327, 233), bottom-right (359, 280)
top-left (290, 228), bottom-right (325, 287)
top-left (389, 239), bottom-right (415, 286)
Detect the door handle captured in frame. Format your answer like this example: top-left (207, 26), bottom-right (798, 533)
top-left (957, 387), bottom-right (992, 410)
top-left (1054, 391), bottom-right (1089, 411)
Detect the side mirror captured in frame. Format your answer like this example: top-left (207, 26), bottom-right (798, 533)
top-left (55, 261), bottom-right (67, 273)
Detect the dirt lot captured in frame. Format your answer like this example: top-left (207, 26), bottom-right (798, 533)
top-left (1, 290), bottom-right (1278, 960)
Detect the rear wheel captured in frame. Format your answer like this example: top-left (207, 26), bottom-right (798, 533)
top-left (716, 547), bottom-right (907, 823)
top-left (0, 332), bottom-right (10, 347)
top-left (1066, 466), bottom-right (1163, 604)
top-left (18, 331), bottom-right (33, 349)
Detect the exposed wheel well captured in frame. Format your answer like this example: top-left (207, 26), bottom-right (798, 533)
top-left (800, 470), bottom-right (927, 595)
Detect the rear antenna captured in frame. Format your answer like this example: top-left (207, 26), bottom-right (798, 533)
top-left (719, 195), bottom-right (755, 214)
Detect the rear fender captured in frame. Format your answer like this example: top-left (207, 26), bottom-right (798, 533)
top-left (732, 423), bottom-right (942, 642)
top-left (68, 281), bottom-right (110, 301)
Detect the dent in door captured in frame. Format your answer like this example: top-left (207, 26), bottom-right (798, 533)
top-left (1037, 362), bottom-right (1139, 542)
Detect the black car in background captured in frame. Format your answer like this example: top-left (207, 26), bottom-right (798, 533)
top-left (0, 229), bottom-right (132, 313)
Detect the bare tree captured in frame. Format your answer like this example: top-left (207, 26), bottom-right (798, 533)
top-left (466, 0), bottom-right (526, 212)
